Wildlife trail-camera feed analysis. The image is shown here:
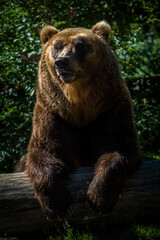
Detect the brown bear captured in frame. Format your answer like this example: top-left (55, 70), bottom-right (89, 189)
top-left (17, 21), bottom-right (143, 220)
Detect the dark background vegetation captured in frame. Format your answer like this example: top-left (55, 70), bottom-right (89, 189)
top-left (0, 0), bottom-right (160, 173)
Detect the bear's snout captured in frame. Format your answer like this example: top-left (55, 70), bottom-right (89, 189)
top-left (55, 57), bottom-right (69, 70)
top-left (55, 56), bottom-right (79, 83)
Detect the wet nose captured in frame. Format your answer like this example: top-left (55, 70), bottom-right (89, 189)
top-left (55, 57), bottom-right (69, 69)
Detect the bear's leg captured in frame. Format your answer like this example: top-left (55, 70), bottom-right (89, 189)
top-left (87, 152), bottom-right (128, 214)
top-left (26, 147), bottom-right (73, 220)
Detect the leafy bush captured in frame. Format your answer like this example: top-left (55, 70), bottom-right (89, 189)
top-left (0, 0), bottom-right (160, 172)
top-left (112, 26), bottom-right (160, 156)
top-left (0, 1), bottom-right (40, 172)
top-left (113, 26), bottom-right (160, 79)
top-left (48, 222), bottom-right (160, 240)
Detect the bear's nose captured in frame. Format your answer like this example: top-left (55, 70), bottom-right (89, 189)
top-left (55, 57), bottom-right (69, 69)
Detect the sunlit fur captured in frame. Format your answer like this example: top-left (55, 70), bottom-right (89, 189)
top-left (38, 25), bottom-right (128, 127)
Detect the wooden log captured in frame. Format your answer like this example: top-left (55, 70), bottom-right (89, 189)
top-left (0, 159), bottom-right (160, 236)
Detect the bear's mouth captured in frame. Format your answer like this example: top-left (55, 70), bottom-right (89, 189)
top-left (56, 70), bottom-right (80, 83)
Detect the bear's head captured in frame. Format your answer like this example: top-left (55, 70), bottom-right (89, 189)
top-left (38, 22), bottom-right (123, 126)
top-left (40, 21), bottom-right (111, 85)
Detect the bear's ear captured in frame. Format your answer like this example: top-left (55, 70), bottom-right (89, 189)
top-left (40, 26), bottom-right (59, 44)
top-left (92, 21), bottom-right (111, 42)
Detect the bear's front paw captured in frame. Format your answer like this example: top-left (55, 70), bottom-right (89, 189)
top-left (36, 186), bottom-right (74, 221)
top-left (87, 177), bottom-right (119, 214)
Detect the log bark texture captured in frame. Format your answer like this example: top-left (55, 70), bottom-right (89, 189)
top-left (0, 159), bottom-right (160, 236)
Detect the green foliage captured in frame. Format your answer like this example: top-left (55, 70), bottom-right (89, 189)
top-left (113, 26), bottom-right (160, 79)
top-left (49, 221), bottom-right (98, 240)
top-left (0, 0), bottom-right (40, 172)
top-left (112, 23), bottom-right (160, 156)
top-left (0, 224), bottom-right (160, 239)
top-left (48, 223), bottom-right (160, 240)
top-left (0, 0), bottom-right (160, 172)
top-left (135, 225), bottom-right (160, 240)
top-left (133, 98), bottom-right (160, 155)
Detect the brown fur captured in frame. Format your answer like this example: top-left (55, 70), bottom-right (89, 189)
top-left (16, 21), bottom-right (143, 219)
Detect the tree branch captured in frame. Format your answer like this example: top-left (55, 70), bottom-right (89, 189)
top-left (0, 159), bottom-right (160, 236)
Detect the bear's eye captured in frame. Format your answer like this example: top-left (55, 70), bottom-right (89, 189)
top-left (54, 40), bottom-right (63, 52)
top-left (75, 43), bottom-right (85, 50)
top-left (54, 44), bottom-right (63, 51)
top-left (75, 43), bottom-right (87, 56)
top-left (75, 42), bottom-right (93, 57)
top-left (54, 45), bottom-right (59, 51)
